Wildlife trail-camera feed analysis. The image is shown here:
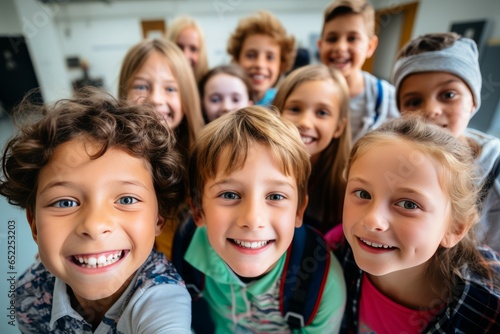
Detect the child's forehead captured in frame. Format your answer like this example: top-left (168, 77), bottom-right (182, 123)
top-left (324, 12), bottom-right (371, 35)
top-left (211, 142), bottom-right (294, 179)
top-left (243, 33), bottom-right (280, 48)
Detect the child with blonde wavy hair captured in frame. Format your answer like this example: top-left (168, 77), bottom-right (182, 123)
top-left (118, 38), bottom-right (204, 259)
top-left (340, 116), bottom-right (499, 333)
top-left (273, 64), bottom-right (351, 234)
top-left (227, 10), bottom-right (295, 106)
top-left (166, 16), bottom-right (208, 82)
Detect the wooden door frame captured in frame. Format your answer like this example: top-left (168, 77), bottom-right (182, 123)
top-left (363, 2), bottom-right (419, 73)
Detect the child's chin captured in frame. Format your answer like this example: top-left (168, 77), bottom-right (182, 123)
top-left (233, 265), bottom-right (272, 280)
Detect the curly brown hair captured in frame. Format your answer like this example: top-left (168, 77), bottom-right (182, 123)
top-left (227, 10), bottom-right (296, 75)
top-left (0, 87), bottom-right (187, 222)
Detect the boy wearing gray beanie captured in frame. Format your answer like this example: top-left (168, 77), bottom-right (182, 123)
top-left (392, 32), bottom-right (500, 252)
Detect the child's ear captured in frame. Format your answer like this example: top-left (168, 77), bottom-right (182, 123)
top-left (317, 38), bottom-right (323, 52)
top-left (295, 195), bottom-right (309, 228)
top-left (332, 117), bottom-right (347, 139)
top-left (26, 210), bottom-right (38, 244)
top-left (155, 215), bottom-right (166, 236)
top-left (366, 35), bottom-right (379, 59)
top-left (190, 198), bottom-right (206, 227)
top-left (440, 219), bottom-right (469, 248)
top-left (192, 207), bottom-right (206, 227)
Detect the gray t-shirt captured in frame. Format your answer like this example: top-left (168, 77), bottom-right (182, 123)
top-left (465, 128), bottom-right (500, 252)
top-left (350, 71), bottom-right (399, 142)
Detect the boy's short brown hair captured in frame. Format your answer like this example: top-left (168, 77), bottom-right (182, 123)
top-left (227, 11), bottom-right (296, 75)
top-left (322, 0), bottom-right (375, 36)
top-left (189, 106), bottom-right (310, 212)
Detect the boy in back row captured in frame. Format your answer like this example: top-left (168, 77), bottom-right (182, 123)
top-left (318, 0), bottom-right (399, 141)
top-left (174, 106), bottom-right (346, 333)
top-left (393, 32), bottom-right (500, 253)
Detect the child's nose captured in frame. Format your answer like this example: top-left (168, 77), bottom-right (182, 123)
top-left (221, 98), bottom-right (232, 114)
top-left (361, 205), bottom-right (389, 232)
top-left (255, 53), bottom-right (266, 68)
top-left (335, 37), bottom-right (349, 51)
top-left (423, 100), bottom-right (443, 119)
top-left (76, 205), bottom-right (114, 240)
top-left (296, 112), bottom-right (313, 130)
top-left (237, 198), bottom-right (266, 230)
top-left (149, 85), bottom-right (166, 106)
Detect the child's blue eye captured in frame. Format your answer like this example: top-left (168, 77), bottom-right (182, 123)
top-left (166, 86), bottom-right (178, 93)
top-left (117, 196), bottom-right (138, 205)
top-left (52, 199), bottom-right (78, 208)
top-left (210, 95), bottom-right (222, 103)
top-left (267, 194), bottom-right (285, 201)
top-left (220, 192), bottom-right (240, 200)
top-left (354, 190), bottom-right (371, 200)
top-left (133, 84), bottom-right (149, 91)
top-left (395, 200), bottom-right (419, 210)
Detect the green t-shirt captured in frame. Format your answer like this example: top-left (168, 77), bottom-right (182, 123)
top-left (185, 226), bottom-right (346, 333)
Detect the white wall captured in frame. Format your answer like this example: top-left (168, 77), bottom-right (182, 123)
top-left (51, 0), bottom-right (328, 96)
top-left (412, 0), bottom-right (500, 39)
top-left (11, 0), bottom-right (72, 103)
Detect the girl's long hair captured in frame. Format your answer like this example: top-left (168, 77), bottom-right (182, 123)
top-left (273, 64), bottom-right (351, 233)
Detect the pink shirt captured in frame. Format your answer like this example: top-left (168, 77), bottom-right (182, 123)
top-left (359, 275), bottom-right (444, 333)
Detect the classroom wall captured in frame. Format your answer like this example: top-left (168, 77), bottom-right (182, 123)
top-left (51, 0), bottom-right (328, 96)
top-left (4, 0), bottom-right (500, 101)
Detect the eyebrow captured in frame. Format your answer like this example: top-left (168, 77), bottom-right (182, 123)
top-left (39, 179), bottom-right (150, 195)
top-left (209, 178), bottom-right (296, 190)
top-left (348, 177), bottom-right (430, 198)
top-left (133, 75), bottom-right (178, 84)
top-left (401, 79), bottom-right (462, 97)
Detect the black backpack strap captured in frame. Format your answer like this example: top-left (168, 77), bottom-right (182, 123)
top-left (280, 225), bottom-right (331, 329)
top-left (171, 216), bottom-right (204, 299)
top-left (478, 155), bottom-right (500, 206)
top-left (172, 217), bottom-right (215, 334)
top-left (374, 78), bottom-right (383, 123)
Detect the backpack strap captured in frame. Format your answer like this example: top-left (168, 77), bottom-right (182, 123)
top-left (374, 78), bottom-right (383, 123)
top-left (172, 217), bottom-right (215, 334)
top-left (478, 155), bottom-right (500, 205)
top-left (171, 216), bottom-right (204, 299)
top-left (280, 225), bottom-right (331, 329)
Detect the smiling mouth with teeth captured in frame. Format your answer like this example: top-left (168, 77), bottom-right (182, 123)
top-left (72, 250), bottom-right (124, 268)
top-left (231, 239), bottom-right (272, 249)
top-left (301, 136), bottom-right (314, 145)
top-left (360, 238), bottom-right (395, 249)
